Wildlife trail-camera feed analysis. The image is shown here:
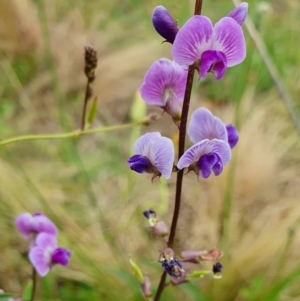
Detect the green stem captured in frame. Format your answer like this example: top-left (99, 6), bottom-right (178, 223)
top-left (30, 267), bottom-right (37, 301)
top-left (153, 2), bottom-right (204, 301)
top-left (0, 119), bottom-right (149, 147)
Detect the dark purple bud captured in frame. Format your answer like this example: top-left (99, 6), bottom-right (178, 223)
top-left (51, 248), bottom-right (72, 266)
top-left (212, 262), bottom-right (223, 274)
top-left (141, 276), bottom-right (152, 298)
top-left (161, 257), bottom-right (185, 278)
top-left (152, 6), bottom-right (179, 44)
top-left (33, 212), bottom-right (43, 217)
top-left (198, 153), bottom-right (223, 178)
top-left (143, 209), bottom-right (156, 219)
top-left (127, 155), bottom-right (152, 174)
top-left (226, 124), bottom-right (239, 149)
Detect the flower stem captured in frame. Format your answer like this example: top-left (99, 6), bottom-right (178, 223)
top-left (81, 80), bottom-right (92, 131)
top-left (154, 1), bottom-right (203, 301)
top-left (0, 119), bottom-right (150, 147)
top-left (30, 267), bottom-right (37, 301)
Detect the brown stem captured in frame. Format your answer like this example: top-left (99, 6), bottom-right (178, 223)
top-left (154, 1), bottom-right (203, 301)
top-left (30, 267), bottom-right (37, 301)
top-left (80, 81), bottom-right (92, 131)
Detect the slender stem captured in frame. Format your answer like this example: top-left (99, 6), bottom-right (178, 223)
top-left (0, 119), bottom-right (149, 147)
top-left (81, 80), bottom-right (92, 130)
top-left (30, 267), bottom-right (37, 301)
top-left (154, 2), bottom-right (203, 301)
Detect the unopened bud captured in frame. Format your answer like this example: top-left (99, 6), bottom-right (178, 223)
top-left (84, 45), bottom-right (98, 81)
top-left (199, 249), bottom-right (223, 261)
top-left (212, 262), bottom-right (223, 274)
top-left (152, 221), bottom-right (168, 238)
top-left (180, 250), bottom-right (208, 263)
top-left (141, 276), bottom-right (152, 299)
top-left (143, 209), bottom-right (157, 226)
top-left (152, 6), bottom-right (179, 44)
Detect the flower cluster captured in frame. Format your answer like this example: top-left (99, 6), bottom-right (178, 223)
top-left (16, 212), bottom-right (71, 277)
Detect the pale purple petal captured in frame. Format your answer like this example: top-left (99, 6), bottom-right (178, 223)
top-left (35, 233), bottom-right (57, 251)
top-left (29, 247), bottom-right (51, 277)
top-left (226, 124), bottom-right (239, 148)
top-left (15, 213), bottom-right (33, 237)
top-left (177, 139), bottom-right (231, 170)
top-left (51, 248), bottom-right (72, 266)
top-left (172, 16), bottom-right (213, 65)
top-left (187, 108), bottom-right (227, 143)
top-left (33, 215), bottom-right (58, 236)
top-left (200, 50), bottom-right (227, 80)
top-left (211, 17), bottom-right (246, 67)
top-left (134, 132), bottom-right (161, 156)
top-left (148, 137), bottom-right (174, 179)
top-left (227, 3), bottom-right (248, 26)
top-left (152, 6), bottom-right (179, 44)
top-left (140, 59), bottom-right (187, 107)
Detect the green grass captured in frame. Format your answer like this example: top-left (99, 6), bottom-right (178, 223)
top-left (0, 0), bottom-right (300, 300)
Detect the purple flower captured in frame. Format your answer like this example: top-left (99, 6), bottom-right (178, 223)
top-left (152, 6), bottom-right (179, 44)
top-left (140, 59), bottom-right (187, 124)
top-left (29, 233), bottom-right (71, 277)
top-left (15, 212), bottom-right (58, 238)
top-left (226, 124), bottom-right (239, 149)
top-left (177, 108), bottom-right (237, 178)
top-left (172, 16), bottom-right (246, 79)
top-left (227, 2), bottom-right (248, 26)
top-left (128, 132), bottom-right (174, 180)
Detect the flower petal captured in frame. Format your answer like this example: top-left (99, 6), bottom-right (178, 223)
top-left (177, 139), bottom-right (231, 170)
top-left (29, 247), bottom-right (50, 277)
top-left (152, 6), bottom-right (179, 44)
top-left (187, 108), bottom-right (227, 143)
top-left (227, 2), bottom-right (248, 26)
top-left (200, 50), bottom-right (227, 79)
top-left (127, 154), bottom-right (152, 173)
top-left (140, 59), bottom-right (187, 107)
top-left (33, 215), bottom-right (58, 236)
top-left (51, 248), bottom-right (72, 266)
top-left (172, 15), bottom-right (213, 65)
top-left (35, 233), bottom-right (57, 251)
top-left (15, 213), bottom-right (33, 237)
top-left (148, 137), bottom-right (174, 179)
top-left (226, 124), bottom-right (239, 148)
top-left (211, 17), bottom-right (246, 67)
top-left (134, 132), bottom-right (161, 156)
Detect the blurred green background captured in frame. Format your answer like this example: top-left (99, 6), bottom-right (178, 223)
top-left (0, 0), bottom-right (300, 300)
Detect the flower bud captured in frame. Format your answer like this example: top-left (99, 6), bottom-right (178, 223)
top-left (141, 276), bottom-right (152, 299)
top-left (143, 209), bottom-right (157, 227)
top-left (152, 221), bottom-right (168, 238)
top-left (227, 2), bottom-right (248, 26)
top-left (152, 6), bottom-right (179, 44)
top-left (199, 249), bottom-right (223, 261)
top-left (180, 249), bottom-right (208, 263)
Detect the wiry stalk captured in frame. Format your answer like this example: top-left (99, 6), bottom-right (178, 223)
top-left (153, 2), bottom-right (204, 301)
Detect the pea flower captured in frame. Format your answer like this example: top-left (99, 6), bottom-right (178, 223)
top-left (15, 212), bottom-right (57, 239)
top-left (159, 248), bottom-right (185, 278)
top-left (127, 132), bottom-right (174, 180)
top-left (177, 108), bottom-right (238, 178)
top-left (227, 2), bottom-right (248, 26)
top-left (140, 59), bottom-right (187, 125)
top-left (29, 233), bottom-right (71, 277)
top-left (152, 6), bottom-right (179, 44)
top-left (172, 15), bottom-right (246, 79)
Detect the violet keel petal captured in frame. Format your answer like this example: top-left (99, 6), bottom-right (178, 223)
top-left (172, 15), bottom-right (213, 65)
top-left (187, 108), bottom-right (228, 143)
top-left (51, 248), bottom-right (72, 266)
top-left (152, 6), bottom-right (179, 44)
top-left (200, 50), bottom-right (227, 80)
top-left (127, 154), bottom-right (152, 174)
top-left (227, 2), bottom-right (248, 26)
top-left (198, 153), bottom-right (220, 178)
top-left (212, 17), bottom-right (246, 67)
top-left (226, 124), bottom-right (239, 148)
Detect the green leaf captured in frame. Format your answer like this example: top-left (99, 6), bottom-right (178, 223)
top-left (129, 259), bottom-right (144, 283)
top-left (87, 97), bottom-right (98, 126)
top-left (129, 91), bottom-right (147, 122)
top-left (0, 293), bottom-right (14, 300)
top-left (22, 281), bottom-right (33, 301)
